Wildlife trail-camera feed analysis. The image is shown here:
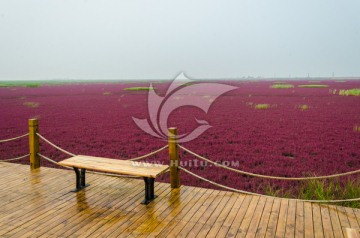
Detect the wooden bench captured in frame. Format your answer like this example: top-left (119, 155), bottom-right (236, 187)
top-left (59, 155), bottom-right (169, 204)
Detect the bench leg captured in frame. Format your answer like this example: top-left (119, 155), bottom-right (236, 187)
top-left (71, 167), bottom-right (90, 192)
top-left (141, 177), bottom-right (157, 205)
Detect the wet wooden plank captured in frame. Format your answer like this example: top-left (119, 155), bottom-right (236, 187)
top-left (328, 205), bottom-right (344, 238)
top-left (295, 201), bottom-right (304, 238)
top-left (345, 228), bottom-right (360, 238)
top-left (312, 203), bottom-right (325, 238)
top-left (243, 196), bottom-right (267, 238)
top-left (320, 204), bottom-right (334, 238)
top-left (345, 207), bottom-right (360, 229)
top-left (215, 194), bottom-right (247, 237)
top-left (254, 197), bottom-right (274, 238)
top-left (125, 186), bottom-right (198, 237)
top-left (0, 163), bottom-right (358, 238)
top-left (264, 198), bottom-right (281, 238)
top-left (165, 189), bottom-right (218, 237)
top-left (284, 199), bottom-right (296, 238)
top-left (138, 187), bottom-right (207, 238)
top-left (0, 175), bottom-right (102, 234)
top-left (338, 206), bottom-right (352, 238)
top-left (53, 182), bottom-right (167, 237)
top-left (304, 202), bottom-right (314, 238)
top-left (134, 186), bottom-right (197, 237)
top-left (181, 190), bottom-right (230, 237)
top-left (193, 191), bottom-right (233, 237)
top-left (198, 192), bottom-right (237, 237)
top-left (354, 208), bottom-right (360, 226)
top-left (8, 175), bottom-right (126, 237)
top-left (274, 199), bottom-right (289, 238)
top-left (135, 187), bottom-right (202, 238)
top-left (226, 195), bottom-right (254, 237)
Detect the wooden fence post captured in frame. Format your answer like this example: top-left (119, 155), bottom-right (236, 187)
top-left (29, 119), bottom-right (40, 170)
top-left (168, 127), bottom-right (180, 188)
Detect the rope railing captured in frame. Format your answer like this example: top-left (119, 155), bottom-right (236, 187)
top-left (36, 145), bottom-right (167, 176)
top-left (2, 122), bottom-right (359, 205)
top-left (179, 167), bottom-right (360, 203)
top-left (128, 145), bottom-right (168, 161)
top-left (0, 154), bottom-right (29, 162)
top-left (0, 133), bottom-right (29, 143)
top-left (37, 133), bottom-right (168, 161)
top-left (178, 145), bottom-right (360, 180)
top-left (37, 133), bottom-right (76, 157)
top-left (36, 133), bottom-right (168, 178)
top-left (38, 153), bottom-right (72, 169)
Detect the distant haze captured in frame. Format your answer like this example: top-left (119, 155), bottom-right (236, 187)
top-left (0, 0), bottom-right (360, 80)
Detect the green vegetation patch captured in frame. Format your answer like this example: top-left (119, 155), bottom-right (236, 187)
top-left (23, 102), bottom-right (40, 108)
top-left (270, 84), bottom-right (294, 89)
top-left (298, 104), bottom-right (309, 111)
top-left (298, 179), bottom-right (360, 208)
top-left (24, 83), bottom-right (40, 87)
top-left (123, 87), bottom-right (154, 91)
top-left (339, 88), bottom-right (360, 96)
top-left (265, 178), bottom-right (360, 208)
top-left (354, 125), bottom-right (360, 132)
top-left (298, 84), bottom-right (329, 88)
top-left (0, 84), bottom-right (11, 87)
top-left (254, 104), bottom-right (270, 110)
top-left (0, 83), bottom-right (41, 88)
top-left (181, 82), bottom-right (197, 86)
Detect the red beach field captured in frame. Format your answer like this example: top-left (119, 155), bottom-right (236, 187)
top-left (1, 79), bottom-right (359, 194)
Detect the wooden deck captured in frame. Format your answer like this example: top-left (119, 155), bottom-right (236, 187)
top-left (0, 162), bottom-right (359, 238)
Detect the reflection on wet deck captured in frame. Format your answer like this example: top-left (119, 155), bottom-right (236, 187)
top-left (0, 162), bottom-right (359, 237)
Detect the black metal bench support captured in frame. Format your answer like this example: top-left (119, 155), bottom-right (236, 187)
top-left (141, 177), bottom-right (157, 205)
top-left (71, 167), bottom-right (90, 192)
top-left (70, 168), bottom-right (156, 204)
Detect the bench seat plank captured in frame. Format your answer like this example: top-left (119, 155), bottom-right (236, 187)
top-left (59, 155), bottom-right (169, 178)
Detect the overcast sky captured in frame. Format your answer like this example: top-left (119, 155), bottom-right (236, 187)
top-left (0, 0), bottom-right (360, 80)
